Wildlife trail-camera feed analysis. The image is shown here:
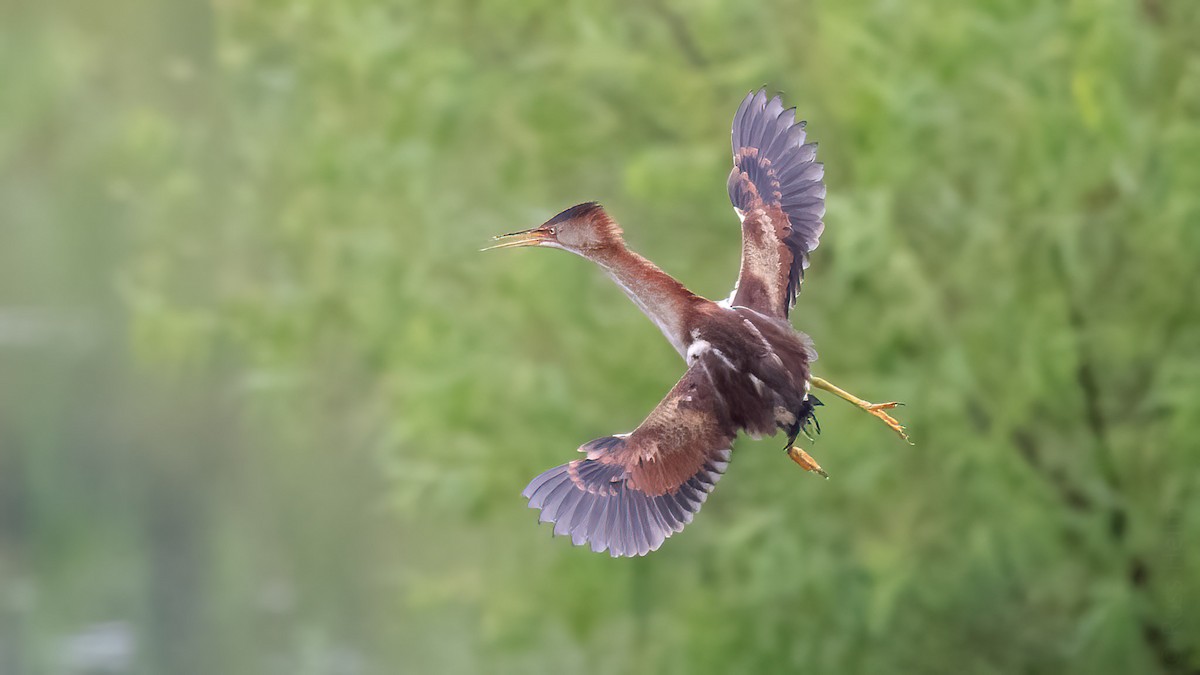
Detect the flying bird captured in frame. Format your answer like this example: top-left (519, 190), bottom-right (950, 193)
top-left (486, 89), bottom-right (910, 557)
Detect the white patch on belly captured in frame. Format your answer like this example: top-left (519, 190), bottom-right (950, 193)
top-left (688, 331), bottom-right (736, 370)
top-left (686, 339), bottom-right (711, 365)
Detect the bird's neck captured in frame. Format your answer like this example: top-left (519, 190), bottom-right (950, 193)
top-left (588, 243), bottom-right (700, 359)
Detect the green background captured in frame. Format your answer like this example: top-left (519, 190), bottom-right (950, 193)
top-left (3, 0), bottom-right (1199, 672)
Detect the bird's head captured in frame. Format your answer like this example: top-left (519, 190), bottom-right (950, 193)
top-left (485, 202), bottom-right (623, 256)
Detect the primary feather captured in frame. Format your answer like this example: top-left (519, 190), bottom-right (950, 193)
top-left (727, 88), bottom-right (827, 317)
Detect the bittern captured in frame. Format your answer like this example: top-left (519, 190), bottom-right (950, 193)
top-left (487, 89), bottom-right (910, 557)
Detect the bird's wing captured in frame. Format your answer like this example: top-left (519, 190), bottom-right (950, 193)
top-left (726, 88), bottom-right (826, 318)
top-left (522, 356), bottom-right (737, 557)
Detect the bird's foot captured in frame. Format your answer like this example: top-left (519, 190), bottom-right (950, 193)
top-left (785, 445), bottom-right (829, 479)
top-left (800, 426), bottom-right (818, 443)
top-left (809, 376), bottom-right (913, 445)
top-left (862, 402), bottom-right (912, 444)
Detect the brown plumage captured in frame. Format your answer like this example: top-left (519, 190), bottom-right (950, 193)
top-left (488, 89), bottom-right (907, 557)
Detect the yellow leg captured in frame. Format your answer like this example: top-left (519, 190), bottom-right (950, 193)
top-left (810, 376), bottom-right (912, 444)
top-left (786, 445), bottom-right (829, 478)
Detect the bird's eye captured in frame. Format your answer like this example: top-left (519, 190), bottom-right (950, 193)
top-left (548, 227), bottom-right (556, 235)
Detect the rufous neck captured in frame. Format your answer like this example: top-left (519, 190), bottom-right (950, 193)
top-left (586, 243), bottom-right (697, 358)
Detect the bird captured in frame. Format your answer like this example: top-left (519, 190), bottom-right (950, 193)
top-left (485, 88), bottom-right (910, 557)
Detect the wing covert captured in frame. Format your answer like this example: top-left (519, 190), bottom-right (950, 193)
top-left (522, 359), bottom-right (736, 557)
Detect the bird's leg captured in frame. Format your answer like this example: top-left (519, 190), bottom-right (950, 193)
top-left (809, 376), bottom-right (912, 444)
top-left (783, 422), bottom-right (828, 478)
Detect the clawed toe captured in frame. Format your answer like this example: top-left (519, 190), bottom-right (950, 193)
top-left (868, 408), bottom-right (912, 445)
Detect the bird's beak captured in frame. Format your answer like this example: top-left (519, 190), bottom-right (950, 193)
top-left (481, 227), bottom-right (552, 251)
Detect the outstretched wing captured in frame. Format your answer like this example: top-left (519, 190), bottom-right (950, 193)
top-left (522, 356), bottom-right (737, 557)
top-left (727, 88), bottom-right (826, 318)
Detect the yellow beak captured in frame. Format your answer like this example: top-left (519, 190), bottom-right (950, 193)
top-left (481, 227), bottom-right (551, 251)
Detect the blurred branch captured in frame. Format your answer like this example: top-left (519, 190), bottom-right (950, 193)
top-left (966, 397), bottom-right (1095, 514)
top-left (647, 0), bottom-right (710, 69)
top-left (1050, 247), bottom-right (1121, 501)
top-left (1139, 0), bottom-right (1165, 25)
top-left (1050, 243), bottom-right (1198, 675)
top-left (1010, 428), bottom-right (1093, 513)
top-left (953, 237), bottom-right (1196, 673)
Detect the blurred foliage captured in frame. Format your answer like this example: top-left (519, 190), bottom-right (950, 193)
top-left (3, 0), bottom-right (1200, 672)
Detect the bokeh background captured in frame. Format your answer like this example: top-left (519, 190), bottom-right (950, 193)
top-left (3, 0), bottom-right (1199, 673)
